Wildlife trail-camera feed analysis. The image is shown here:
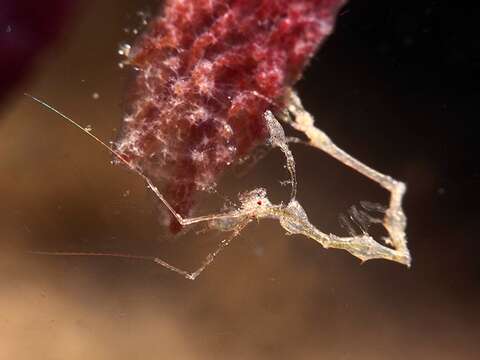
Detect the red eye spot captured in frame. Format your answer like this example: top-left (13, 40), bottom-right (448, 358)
top-left (257, 201), bottom-right (262, 206)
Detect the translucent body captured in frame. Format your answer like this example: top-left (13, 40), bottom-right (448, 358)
top-left (25, 0), bottom-right (411, 280)
top-left (27, 92), bottom-right (411, 280)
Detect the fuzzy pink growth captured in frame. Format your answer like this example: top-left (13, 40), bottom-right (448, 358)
top-left (117, 0), bottom-right (346, 232)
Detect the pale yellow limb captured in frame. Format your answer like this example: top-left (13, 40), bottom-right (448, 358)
top-left (280, 90), bottom-right (410, 265)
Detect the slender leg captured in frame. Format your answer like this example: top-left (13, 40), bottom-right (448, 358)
top-left (32, 219), bottom-right (250, 280)
top-left (155, 219), bottom-right (250, 280)
top-left (145, 177), bottom-right (248, 226)
top-left (283, 90), bottom-right (410, 262)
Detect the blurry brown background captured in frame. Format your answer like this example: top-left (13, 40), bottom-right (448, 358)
top-left (0, 1), bottom-right (478, 359)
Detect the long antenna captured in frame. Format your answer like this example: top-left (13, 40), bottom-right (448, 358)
top-left (24, 93), bottom-right (135, 171)
top-left (24, 93), bottom-right (185, 224)
top-left (29, 250), bottom-right (155, 262)
top-left (23, 94), bottom-right (169, 263)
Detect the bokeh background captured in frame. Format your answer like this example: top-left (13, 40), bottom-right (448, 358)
top-left (0, 1), bottom-right (478, 359)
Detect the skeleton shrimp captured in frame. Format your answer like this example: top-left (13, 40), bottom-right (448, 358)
top-left (26, 91), bottom-right (411, 280)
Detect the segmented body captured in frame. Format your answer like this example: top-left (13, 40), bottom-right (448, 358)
top-left (116, 0), bottom-right (346, 231)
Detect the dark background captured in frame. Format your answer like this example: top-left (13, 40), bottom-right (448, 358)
top-left (0, 1), bottom-right (478, 359)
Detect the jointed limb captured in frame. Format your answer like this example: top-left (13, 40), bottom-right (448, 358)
top-left (32, 218), bottom-right (250, 280)
top-left (155, 219), bottom-right (250, 280)
top-left (264, 110), bottom-right (298, 200)
top-left (145, 177), bottom-right (246, 226)
top-left (257, 112), bottom-right (409, 266)
top-left (281, 90), bottom-right (410, 264)
top-left (277, 200), bottom-right (410, 265)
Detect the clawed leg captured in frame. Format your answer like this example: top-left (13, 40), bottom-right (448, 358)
top-left (280, 90), bottom-right (410, 265)
top-left (264, 110), bottom-right (298, 200)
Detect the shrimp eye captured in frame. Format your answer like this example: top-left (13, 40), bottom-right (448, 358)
top-left (257, 201), bottom-right (262, 206)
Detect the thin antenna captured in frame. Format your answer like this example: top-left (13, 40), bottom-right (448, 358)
top-left (30, 250), bottom-right (156, 262)
top-left (24, 93), bottom-right (134, 170)
top-left (24, 93), bottom-right (185, 224)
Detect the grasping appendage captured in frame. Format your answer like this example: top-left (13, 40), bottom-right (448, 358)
top-left (281, 90), bottom-right (410, 264)
top-left (27, 93), bottom-right (410, 280)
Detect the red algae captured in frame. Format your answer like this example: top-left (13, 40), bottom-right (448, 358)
top-left (116, 0), bottom-right (347, 232)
